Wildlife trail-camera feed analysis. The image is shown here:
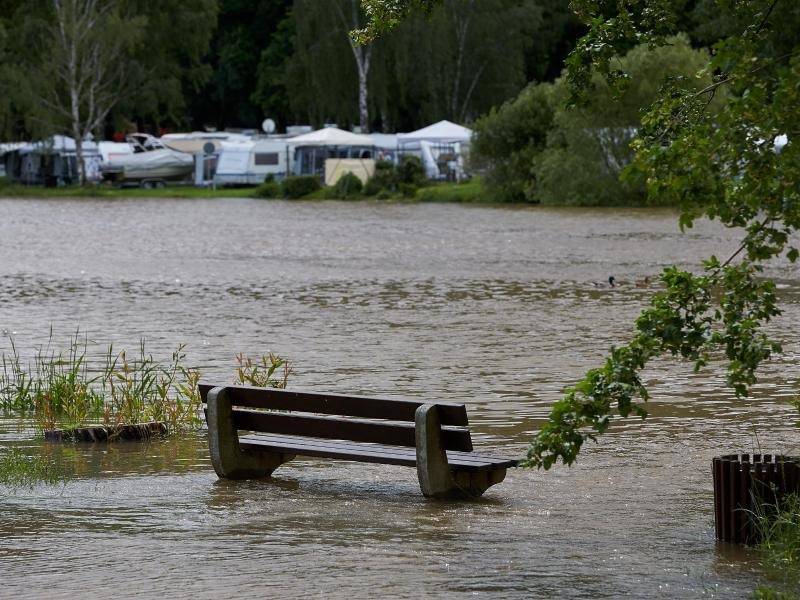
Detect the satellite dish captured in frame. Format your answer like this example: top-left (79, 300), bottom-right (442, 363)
top-left (262, 118), bottom-right (276, 134)
top-left (203, 142), bottom-right (216, 155)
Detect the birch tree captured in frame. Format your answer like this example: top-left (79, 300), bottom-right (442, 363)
top-left (33, 0), bottom-right (141, 184)
top-left (332, 0), bottom-right (373, 132)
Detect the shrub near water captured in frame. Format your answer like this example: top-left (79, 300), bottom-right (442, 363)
top-left (329, 172), bottom-right (363, 199)
top-left (281, 175), bottom-right (321, 198)
top-left (364, 157), bottom-right (424, 198)
top-left (253, 180), bottom-right (281, 199)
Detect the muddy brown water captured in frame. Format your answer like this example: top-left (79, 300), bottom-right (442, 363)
top-left (0, 198), bottom-right (798, 598)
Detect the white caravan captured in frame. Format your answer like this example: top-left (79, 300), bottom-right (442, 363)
top-left (214, 137), bottom-right (291, 185)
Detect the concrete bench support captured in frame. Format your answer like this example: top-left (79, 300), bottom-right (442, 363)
top-left (207, 386), bottom-right (293, 479)
top-left (415, 403), bottom-right (506, 498)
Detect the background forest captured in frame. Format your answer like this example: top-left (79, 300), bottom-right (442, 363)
top-left (0, 0), bottom-right (581, 137)
top-left (0, 0), bottom-right (783, 205)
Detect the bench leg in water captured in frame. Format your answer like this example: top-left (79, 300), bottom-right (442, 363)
top-left (415, 404), bottom-right (504, 498)
top-left (207, 387), bottom-right (294, 479)
top-left (452, 468), bottom-right (507, 497)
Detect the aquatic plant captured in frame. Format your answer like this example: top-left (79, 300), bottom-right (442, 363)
top-left (2, 332), bottom-right (105, 429)
top-left (752, 493), bottom-right (800, 598)
top-left (0, 333), bottom-right (291, 434)
top-left (234, 352), bottom-right (292, 389)
top-left (101, 342), bottom-right (202, 433)
top-left (0, 447), bottom-right (70, 487)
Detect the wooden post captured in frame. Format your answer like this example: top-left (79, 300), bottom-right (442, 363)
top-left (206, 386), bottom-right (293, 479)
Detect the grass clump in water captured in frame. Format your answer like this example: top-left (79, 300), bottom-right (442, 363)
top-left (752, 493), bottom-right (800, 599)
top-left (0, 447), bottom-right (70, 487)
top-left (234, 352), bottom-right (292, 388)
top-left (0, 331), bottom-right (291, 435)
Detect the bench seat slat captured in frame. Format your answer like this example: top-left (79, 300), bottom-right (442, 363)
top-left (239, 433), bottom-right (518, 472)
top-left (233, 408), bottom-right (474, 452)
top-left (244, 433), bottom-right (518, 466)
top-left (199, 384), bottom-right (469, 426)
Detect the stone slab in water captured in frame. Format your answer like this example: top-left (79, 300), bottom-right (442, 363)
top-left (44, 422), bottom-right (168, 442)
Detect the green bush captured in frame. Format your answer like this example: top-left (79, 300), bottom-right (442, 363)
top-left (534, 35), bottom-right (711, 206)
top-left (280, 175), bottom-right (321, 199)
top-left (364, 160), bottom-right (398, 196)
top-left (397, 155), bottom-right (425, 186)
top-left (470, 35), bottom-right (712, 206)
top-left (252, 181), bottom-right (281, 199)
top-left (331, 172), bottom-right (363, 199)
top-left (470, 83), bottom-right (555, 202)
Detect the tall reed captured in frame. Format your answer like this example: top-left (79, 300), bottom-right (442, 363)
top-left (0, 332), bottom-right (290, 434)
top-left (752, 493), bottom-right (800, 598)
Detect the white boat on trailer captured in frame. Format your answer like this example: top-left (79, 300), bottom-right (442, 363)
top-left (101, 134), bottom-right (194, 187)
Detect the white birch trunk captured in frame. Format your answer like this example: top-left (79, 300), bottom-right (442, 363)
top-left (335, 0), bottom-right (373, 132)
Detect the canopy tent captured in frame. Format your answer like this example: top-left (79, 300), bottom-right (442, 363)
top-left (288, 127), bottom-right (374, 147)
top-left (397, 121), bottom-right (472, 181)
top-left (398, 120), bottom-right (472, 145)
top-left (288, 127), bottom-right (374, 177)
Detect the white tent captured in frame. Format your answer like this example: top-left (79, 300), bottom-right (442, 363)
top-left (288, 127), bottom-right (374, 147)
top-left (398, 120), bottom-right (472, 144)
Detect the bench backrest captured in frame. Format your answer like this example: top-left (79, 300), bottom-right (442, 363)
top-left (199, 384), bottom-right (473, 452)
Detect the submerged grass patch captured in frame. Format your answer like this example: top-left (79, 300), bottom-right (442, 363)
top-left (0, 331), bottom-right (290, 435)
top-left (753, 493), bottom-right (800, 598)
top-left (0, 447), bottom-right (71, 487)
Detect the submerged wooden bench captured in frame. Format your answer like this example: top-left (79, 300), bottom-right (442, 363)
top-left (199, 383), bottom-right (518, 498)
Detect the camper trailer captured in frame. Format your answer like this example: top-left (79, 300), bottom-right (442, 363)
top-left (214, 138), bottom-right (292, 185)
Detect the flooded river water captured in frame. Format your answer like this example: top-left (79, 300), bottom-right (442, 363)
top-left (0, 198), bottom-right (798, 598)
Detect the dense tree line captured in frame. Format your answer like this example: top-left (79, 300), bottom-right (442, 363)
top-left (0, 0), bottom-right (580, 140)
top-left (471, 35), bottom-right (713, 204)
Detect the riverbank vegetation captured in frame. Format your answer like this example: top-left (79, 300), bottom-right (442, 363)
top-left (0, 333), bottom-right (290, 434)
top-left (0, 178), bottom-right (256, 199)
top-left (469, 35), bottom-right (713, 205)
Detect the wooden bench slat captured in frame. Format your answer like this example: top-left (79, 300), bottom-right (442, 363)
top-left (199, 384), bottom-right (469, 426)
top-left (233, 408), bottom-right (474, 452)
top-left (239, 434), bottom-right (516, 472)
top-left (244, 433), bottom-right (518, 468)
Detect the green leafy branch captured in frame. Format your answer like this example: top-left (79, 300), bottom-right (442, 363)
top-left (525, 0), bottom-right (799, 468)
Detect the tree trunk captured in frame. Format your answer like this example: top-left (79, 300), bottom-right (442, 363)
top-left (356, 49), bottom-right (371, 132)
top-left (450, 0), bottom-right (474, 119)
top-left (74, 131), bottom-right (86, 186)
top-left (335, 0), bottom-right (372, 132)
